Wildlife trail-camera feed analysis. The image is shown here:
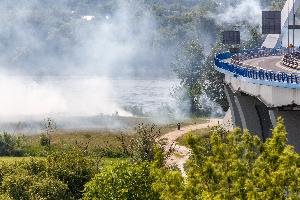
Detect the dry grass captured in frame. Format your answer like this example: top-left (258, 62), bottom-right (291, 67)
top-left (28, 130), bottom-right (133, 149)
top-left (24, 117), bottom-right (208, 150)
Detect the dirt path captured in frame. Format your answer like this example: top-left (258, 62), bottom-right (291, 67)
top-left (161, 118), bottom-right (221, 176)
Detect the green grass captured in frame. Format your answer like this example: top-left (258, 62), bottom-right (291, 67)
top-left (176, 127), bottom-right (211, 147)
top-left (0, 156), bottom-right (126, 168)
top-left (101, 158), bottom-right (128, 167)
top-left (0, 156), bottom-right (43, 163)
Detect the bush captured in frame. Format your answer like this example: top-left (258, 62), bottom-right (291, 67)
top-left (28, 177), bottom-right (68, 200)
top-left (2, 172), bottom-right (68, 200)
top-left (83, 162), bottom-right (160, 200)
top-left (0, 148), bottom-right (94, 200)
top-left (128, 124), bottom-right (168, 163)
top-left (46, 149), bottom-right (94, 199)
top-left (40, 134), bottom-right (50, 147)
top-left (0, 132), bottom-right (26, 156)
top-left (2, 172), bottom-right (33, 200)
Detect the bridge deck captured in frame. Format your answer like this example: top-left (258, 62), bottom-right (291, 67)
top-left (241, 56), bottom-right (299, 74)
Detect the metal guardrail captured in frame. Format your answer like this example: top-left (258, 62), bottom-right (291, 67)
top-left (214, 48), bottom-right (300, 88)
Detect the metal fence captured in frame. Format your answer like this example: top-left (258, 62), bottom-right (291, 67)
top-left (214, 48), bottom-right (300, 87)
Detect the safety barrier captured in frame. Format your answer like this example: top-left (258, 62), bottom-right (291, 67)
top-left (214, 48), bottom-right (300, 88)
top-left (231, 48), bottom-right (285, 62)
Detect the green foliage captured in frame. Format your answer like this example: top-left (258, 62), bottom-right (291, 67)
top-left (128, 124), bottom-right (168, 163)
top-left (202, 36), bottom-right (229, 111)
top-left (46, 149), bottom-right (94, 199)
top-left (83, 162), bottom-right (160, 200)
top-left (27, 177), bottom-right (68, 200)
top-left (172, 39), bottom-right (206, 115)
top-left (40, 133), bottom-right (50, 147)
top-left (0, 132), bottom-right (26, 156)
top-left (0, 148), bottom-right (94, 200)
top-left (152, 170), bottom-right (185, 200)
top-left (1, 118), bottom-right (299, 199)
top-left (2, 172), bottom-right (68, 200)
top-left (185, 118), bottom-right (300, 199)
top-left (83, 118), bottom-right (300, 199)
top-left (202, 25), bottom-right (263, 112)
top-left (248, 117), bottom-right (300, 199)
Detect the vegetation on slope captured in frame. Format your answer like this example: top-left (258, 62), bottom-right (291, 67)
top-left (0, 117), bottom-right (299, 199)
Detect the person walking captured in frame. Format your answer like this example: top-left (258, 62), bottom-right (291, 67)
top-left (177, 122), bottom-right (181, 130)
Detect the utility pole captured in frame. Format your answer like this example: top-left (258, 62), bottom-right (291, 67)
top-left (288, 0), bottom-right (290, 48)
top-left (293, 0), bottom-right (296, 51)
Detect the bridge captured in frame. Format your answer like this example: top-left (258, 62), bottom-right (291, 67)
top-left (215, 0), bottom-right (300, 152)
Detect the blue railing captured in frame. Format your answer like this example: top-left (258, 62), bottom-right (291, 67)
top-left (214, 48), bottom-right (300, 88)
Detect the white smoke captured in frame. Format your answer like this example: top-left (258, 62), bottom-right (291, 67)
top-left (213, 0), bottom-right (262, 26)
top-left (0, 1), bottom-right (157, 123)
top-left (198, 94), bottom-right (224, 117)
top-left (0, 73), bottom-right (133, 122)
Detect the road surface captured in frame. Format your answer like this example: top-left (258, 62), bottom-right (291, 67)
top-left (241, 56), bottom-right (300, 73)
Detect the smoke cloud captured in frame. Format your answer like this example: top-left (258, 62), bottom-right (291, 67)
top-left (213, 0), bottom-right (262, 26)
top-left (0, 0), bottom-right (182, 131)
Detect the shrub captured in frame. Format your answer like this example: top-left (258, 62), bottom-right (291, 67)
top-left (2, 172), bottom-right (34, 200)
top-left (0, 132), bottom-right (25, 156)
top-left (128, 124), bottom-right (169, 163)
top-left (2, 173), bottom-right (68, 200)
top-left (46, 148), bottom-right (94, 199)
top-left (0, 148), bottom-right (94, 200)
top-left (40, 134), bottom-right (50, 147)
top-left (28, 177), bottom-right (68, 200)
top-left (83, 162), bottom-right (160, 200)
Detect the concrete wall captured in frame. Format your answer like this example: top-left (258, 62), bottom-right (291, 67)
top-left (225, 84), bottom-right (273, 141)
top-left (224, 74), bottom-right (300, 107)
top-left (270, 109), bottom-right (300, 152)
top-left (226, 84), bottom-right (300, 152)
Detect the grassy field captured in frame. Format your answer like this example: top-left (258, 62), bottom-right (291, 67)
top-left (0, 117), bottom-right (209, 164)
top-left (24, 117), bottom-right (209, 151)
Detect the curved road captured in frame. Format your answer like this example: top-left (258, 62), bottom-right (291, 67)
top-left (241, 56), bottom-right (300, 74)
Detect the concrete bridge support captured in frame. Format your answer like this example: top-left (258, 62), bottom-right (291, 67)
top-left (225, 85), bottom-right (273, 142)
top-left (269, 109), bottom-right (300, 152)
top-left (224, 85), bottom-right (242, 129)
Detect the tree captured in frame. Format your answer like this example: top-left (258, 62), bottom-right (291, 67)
top-left (172, 39), bottom-right (206, 115)
top-left (202, 37), bottom-right (229, 111)
top-left (184, 118), bottom-right (300, 199)
top-left (248, 117), bottom-right (300, 199)
top-left (125, 123), bottom-right (172, 165)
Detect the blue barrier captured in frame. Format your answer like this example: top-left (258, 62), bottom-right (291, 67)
top-left (214, 48), bottom-right (300, 88)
